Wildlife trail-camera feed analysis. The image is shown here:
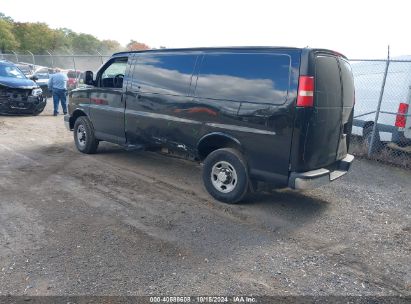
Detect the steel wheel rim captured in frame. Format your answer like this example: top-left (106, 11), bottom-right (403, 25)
top-left (77, 124), bottom-right (87, 147)
top-left (211, 161), bottom-right (238, 193)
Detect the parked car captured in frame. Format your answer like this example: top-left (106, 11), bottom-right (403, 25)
top-left (70, 71), bottom-right (86, 90)
top-left (67, 70), bottom-right (82, 91)
top-left (0, 60), bottom-right (46, 115)
top-left (32, 68), bottom-right (54, 98)
top-left (351, 57), bottom-right (411, 151)
top-left (65, 47), bottom-right (355, 203)
top-left (15, 63), bottom-right (35, 78)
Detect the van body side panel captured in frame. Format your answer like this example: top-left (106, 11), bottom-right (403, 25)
top-left (126, 93), bottom-right (201, 151)
top-left (124, 49), bottom-right (301, 184)
top-left (235, 51), bottom-right (300, 184)
top-left (190, 50), bottom-right (300, 184)
top-left (125, 53), bottom-right (200, 152)
top-left (234, 103), bottom-right (296, 184)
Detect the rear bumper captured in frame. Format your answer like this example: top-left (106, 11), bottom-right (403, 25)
top-left (288, 154), bottom-right (354, 190)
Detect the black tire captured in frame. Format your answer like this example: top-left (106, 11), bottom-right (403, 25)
top-left (73, 116), bottom-right (99, 154)
top-left (202, 148), bottom-right (249, 204)
top-left (32, 97), bottom-right (46, 116)
top-left (363, 125), bottom-right (381, 153)
top-left (32, 105), bottom-right (45, 116)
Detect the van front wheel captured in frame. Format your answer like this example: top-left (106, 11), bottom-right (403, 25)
top-left (202, 148), bottom-right (249, 204)
top-left (73, 116), bottom-right (99, 154)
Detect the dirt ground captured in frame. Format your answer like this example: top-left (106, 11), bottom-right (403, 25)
top-left (0, 101), bottom-right (410, 296)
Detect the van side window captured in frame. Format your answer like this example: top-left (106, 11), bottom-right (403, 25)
top-left (195, 53), bottom-right (291, 104)
top-left (315, 56), bottom-right (342, 107)
top-left (99, 59), bottom-right (128, 88)
top-left (132, 54), bottom-right (197, 96)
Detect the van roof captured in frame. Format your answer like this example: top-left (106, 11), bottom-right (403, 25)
top-left (113, 47), bottom-right (347, 59)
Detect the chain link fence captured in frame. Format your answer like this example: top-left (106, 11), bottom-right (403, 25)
top-left (0, 52), bottom-right (110, 72)
top-left (350, 57), bottom-right (411, 168)
top-left (1, 51), bottom-right (410, 168)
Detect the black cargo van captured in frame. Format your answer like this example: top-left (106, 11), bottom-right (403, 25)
top-left (65, 47), bottom-right (355, 203)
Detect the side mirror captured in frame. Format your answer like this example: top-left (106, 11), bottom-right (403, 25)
top-left (30, 75), bottom-right (38, 81)
top-left (85, 71), bottom-right (94, 85)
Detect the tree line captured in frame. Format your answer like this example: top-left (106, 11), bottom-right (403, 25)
top-left (0, 12), bottom-right (150, 54)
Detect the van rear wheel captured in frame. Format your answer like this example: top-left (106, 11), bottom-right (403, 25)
top-left (73, 116), bottom-right (99, 154)
top-left (202, 148), bottom-right (249, 204)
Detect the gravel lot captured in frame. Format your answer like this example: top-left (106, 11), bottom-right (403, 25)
top-left (0, 102), bottom-right (410, 296)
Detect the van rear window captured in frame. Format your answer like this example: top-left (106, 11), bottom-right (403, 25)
top-left (315, 56), bottom-right (342, 108)
top-left (195, 53), bottom-right (291, 104)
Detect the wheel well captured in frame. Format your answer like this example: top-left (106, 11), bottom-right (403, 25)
top-left (70, 110), bottom-right (87, 129)
top-left (197, 134), bottom-right (242, 161)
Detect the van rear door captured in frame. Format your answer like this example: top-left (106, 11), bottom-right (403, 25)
top-left (338, 58), bottom-right (355, 155)
top-left (291, 51), bottom-right (355, 172)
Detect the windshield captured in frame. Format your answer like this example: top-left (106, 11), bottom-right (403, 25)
top-left (0, 64), bottom-right (27, 79)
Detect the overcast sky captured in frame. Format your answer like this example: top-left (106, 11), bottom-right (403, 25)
top-left (1, 0), bottom-right (410, 59)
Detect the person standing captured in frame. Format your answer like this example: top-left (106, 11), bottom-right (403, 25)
top-left (48, 68), bottom-right (68, 116)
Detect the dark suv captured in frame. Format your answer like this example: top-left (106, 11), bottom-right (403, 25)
top-left (65, 47), bottom-right (355, 203)
top-left (0, 60), bottom-right (46, 115)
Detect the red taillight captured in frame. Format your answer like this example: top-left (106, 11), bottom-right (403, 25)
top-left (297, 76), bottom-right (314, 107)
top-left (395, 103), bottom-right (409, 128)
